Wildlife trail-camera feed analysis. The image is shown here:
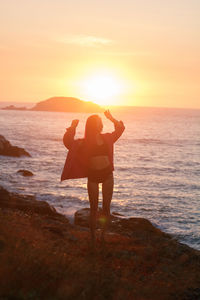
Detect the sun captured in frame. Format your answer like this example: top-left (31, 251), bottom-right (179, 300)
top-left (81, 71), bottom-right (124, 106)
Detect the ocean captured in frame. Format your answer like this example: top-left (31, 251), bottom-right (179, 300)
top-left (0, 107), bottom-right (199, 250)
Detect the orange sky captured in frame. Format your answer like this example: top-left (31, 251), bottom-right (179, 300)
top-left (0, 0), bottom-right (199, 108)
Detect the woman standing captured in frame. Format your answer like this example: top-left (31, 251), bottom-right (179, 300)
top-left (61, 110), bottom-right (125, 246)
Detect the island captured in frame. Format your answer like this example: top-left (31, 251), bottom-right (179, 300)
top-left (31, 97), bottom-right (103, 113)
top-left (1, 97), bottom-right (103, 113)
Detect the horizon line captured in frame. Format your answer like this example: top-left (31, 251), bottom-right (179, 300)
top-left (0, 100), bottom-right (199, 111)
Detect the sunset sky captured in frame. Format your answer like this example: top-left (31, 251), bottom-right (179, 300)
top-left (0, 0), bottom-right (199, 108)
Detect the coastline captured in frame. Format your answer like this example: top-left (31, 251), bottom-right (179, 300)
top-left (0, 186), bottom-right (200, 299)
top-left (0, 108), bottom-right (200, 251)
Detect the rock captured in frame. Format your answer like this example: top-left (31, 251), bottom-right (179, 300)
top-left (73, 208), bottom-right (200, 299)
top-left (1, 190), bottom-right (200, 299)
top-left (180, 287), bottom-right (200, 300)
top-left (0, 186), bottom-right (68, 221)
top-left (179, 254), bottom-right (189, 264)
top-left (112, 211), bottom-right (125, 216)
top-left (1, 105), bottom-right (27, 111)
top-left (0, 135), bottom-right (31, 157)
top-left (74, 207), bottom-right (118, 228)
top-left (42, 225), bottom-right (65, 237)
top-left (0, 239), bottom-right (5, 252)
top-left (74, 208), bottom-right (170, 239)
top-left (17, 169), bottom-right (34, 177)
top-left (0, 186), bottom-right (10, 201)
top-left (74, 208), bottom-right (90, 227)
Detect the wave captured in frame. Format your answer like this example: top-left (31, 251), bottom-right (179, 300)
top-left (37, 193), bottom-right (85, 205)
top-left (133, 138), bottom-right (166, 145)
top-left (130, 166), bottom-right (179, 175)
top-left (131, 138), bottom-right (194, 147)
top-left (117, 166), bottom-right (179, 174)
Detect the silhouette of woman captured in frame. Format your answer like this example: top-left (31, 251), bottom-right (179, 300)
top-left (61, 110), bottom-right (125, 246)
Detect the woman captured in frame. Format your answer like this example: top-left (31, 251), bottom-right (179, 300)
top-left (61, 110), bottom-right (125, 246)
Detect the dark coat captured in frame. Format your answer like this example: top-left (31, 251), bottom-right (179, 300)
top-left (61, 121), bottom-right (125, 181)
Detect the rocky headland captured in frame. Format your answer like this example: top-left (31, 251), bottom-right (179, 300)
top-left (0, 186), bottom-right (200, 300)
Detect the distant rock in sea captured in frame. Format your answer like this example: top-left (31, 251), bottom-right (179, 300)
top-left (31, 97), bottom-right (103, 113)
top-left (0, 135), bottom-right (31, 157)
top-left (17, 169), bottom-right (34, 177)
top-left (1, 105), bottom-right (27, 111)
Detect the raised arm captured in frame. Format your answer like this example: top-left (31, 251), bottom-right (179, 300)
top-left (63, 119), bottom-right (79, 149)
top-left (104, 110), bottom-right (125, 142)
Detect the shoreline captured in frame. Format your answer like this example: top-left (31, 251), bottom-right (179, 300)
top-left (1, 178), bottom-right (200, 251)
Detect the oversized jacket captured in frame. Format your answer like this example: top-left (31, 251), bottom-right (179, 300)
top-left (61, 121), bottom-right (125, 181)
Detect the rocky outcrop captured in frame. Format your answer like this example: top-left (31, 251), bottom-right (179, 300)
top-left (75, 208), bottom-right (171, 238)
top-left (0, 186), bottom-right (64, 218)
top-left (0, 188), bottom-right (200, 300)
top-left (0, 135), bottom-right (31, 157)
top-left (17, 169), bottom-right (34, 176)
top-left (31, 97), bottom-right (103, 113)
top-left (74, 208), bottom-right (200, 299)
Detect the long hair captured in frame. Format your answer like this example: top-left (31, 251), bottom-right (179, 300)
top-left (84, 115), bottom-right (103, 145)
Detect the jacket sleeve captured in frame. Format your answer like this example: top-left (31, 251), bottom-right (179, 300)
top-left (63, 126), bottom-right (76, 150)
top-left (110, 120), bottom-right (125, 143)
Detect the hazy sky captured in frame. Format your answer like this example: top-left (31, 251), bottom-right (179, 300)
top-left (0, 0), bottom-right (199, 108)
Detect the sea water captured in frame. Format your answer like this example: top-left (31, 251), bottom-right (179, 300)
top-left (0, 107), bottom-right (199, 250)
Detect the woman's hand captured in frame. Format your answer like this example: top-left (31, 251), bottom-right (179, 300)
top-left (70, 119), bottom-right (79, 128)
top-left (104, 110), bottom-right (124, 128)
top-left (104, 110), bottom-right (114, 122)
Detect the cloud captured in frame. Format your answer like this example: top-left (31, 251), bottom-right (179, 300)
top-left (97, 51), bottom-right (152, 57)
top-left (60, 35), bottom-right (113, 47)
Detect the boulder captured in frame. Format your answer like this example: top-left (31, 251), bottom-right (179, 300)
top-left (0, 135), bottom-right (31, 157)
top-left (17, 169), bottom-right (34, 177)
top-left (0, 186), bottom-right (66, 220)
top-left (74, 208), bottom-right (170, 240)
top-left (74, 208), bottom-right (91, 227)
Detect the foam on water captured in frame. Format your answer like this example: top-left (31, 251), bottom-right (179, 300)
top-left (0, 107), bottom-right (199, 249)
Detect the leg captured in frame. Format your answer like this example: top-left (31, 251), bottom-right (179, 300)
top-left (101, 173), bottom-right (114, 240)
top-left (87, 179), bottom-right (99, 246)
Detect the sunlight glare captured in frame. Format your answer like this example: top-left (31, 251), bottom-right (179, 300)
top-left (82, 72), bottom-right (124, 105)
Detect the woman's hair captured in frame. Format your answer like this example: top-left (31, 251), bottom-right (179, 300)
top-left (84, 115), bottom-right (103, 143)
